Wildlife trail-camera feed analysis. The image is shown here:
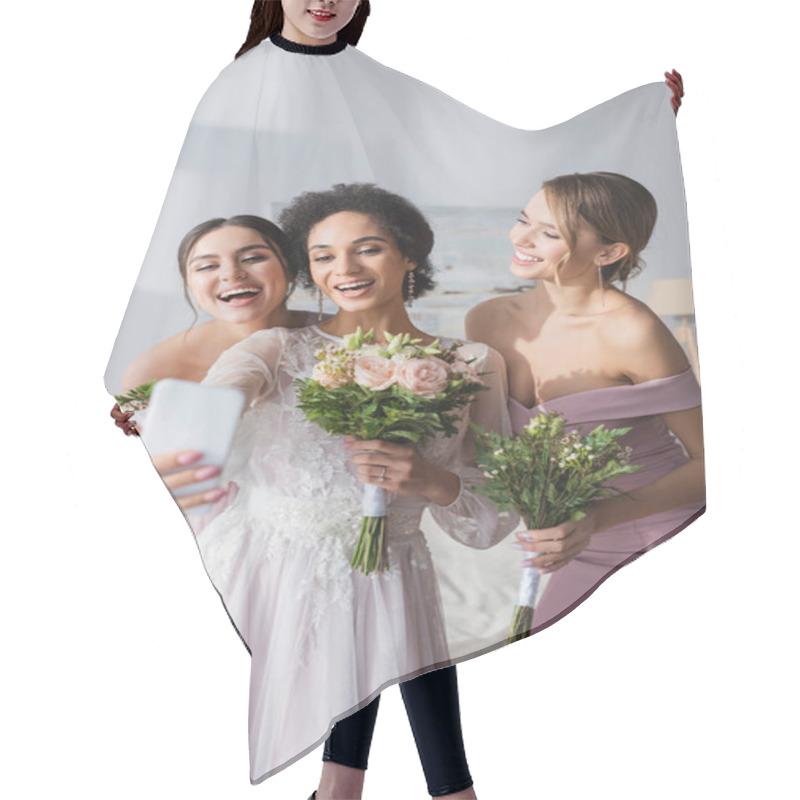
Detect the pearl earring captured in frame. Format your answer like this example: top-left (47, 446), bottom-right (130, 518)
top-left (407, 270), bottom-right (416, 307)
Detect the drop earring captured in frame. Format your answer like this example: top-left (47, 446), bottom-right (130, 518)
top-left (317, 288), bottom-right (324, 322)
top-left (406, 270), bottom-right (416, 307)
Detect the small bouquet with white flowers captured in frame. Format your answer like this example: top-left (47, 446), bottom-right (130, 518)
top-left (472, 411), bottom-right (640, 643)
top-left (295, 327), bottom-right (486, 574)
top-left (114, 380), bottom-right (157, 413)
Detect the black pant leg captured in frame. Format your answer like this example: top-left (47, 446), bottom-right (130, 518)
top-left (399, 666), bottom-right (474, 797)
top-left (322, 694), bottom-right (381, 770)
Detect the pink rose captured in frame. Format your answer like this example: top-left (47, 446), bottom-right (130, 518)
top-left (354, 355), bottom-right (398, 391)
top-left (395, 356), bottom-right (449, 397)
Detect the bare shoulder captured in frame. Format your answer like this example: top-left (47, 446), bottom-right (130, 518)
top-left (600, 293), bottom-right (689, 382)
top-left (120, 328), bottom-right (205, 391)
top-left (465, 295), bottom-right (518, 347)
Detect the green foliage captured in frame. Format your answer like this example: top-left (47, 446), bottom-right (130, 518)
top-left (471, 411), bottom-right (640, 529)
top-left (351, 516), bottom-right (388, 573)
top-left (342, 327), bottom-right (448, 358)
top-left (114, 380), bottom-right (157, 412)
top-left (295, 372), bottom-right (486, 444)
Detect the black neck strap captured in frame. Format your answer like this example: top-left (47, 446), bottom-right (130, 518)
top-left (270, 33), bottom-right (348, 56)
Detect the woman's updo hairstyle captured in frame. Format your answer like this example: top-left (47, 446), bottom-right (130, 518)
top-left (236, 1), bottom-right (372, 58)
top-left (278, 183), bottom-right (437, 301)
top-left (542, 171), bottom-right (658, 285)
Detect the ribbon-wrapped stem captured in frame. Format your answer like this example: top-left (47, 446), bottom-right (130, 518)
top-left (507, 564), bottom-right (540, 643)
top-left (351, 482), bottom-right (388, 574)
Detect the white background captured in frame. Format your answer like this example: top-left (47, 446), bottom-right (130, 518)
top-left (1, 1), bottom-right (796, 798)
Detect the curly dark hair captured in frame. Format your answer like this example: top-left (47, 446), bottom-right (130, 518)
top-left (278, 183), bottom-right (437, 301)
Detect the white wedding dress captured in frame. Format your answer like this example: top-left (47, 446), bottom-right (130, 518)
top-left (196, 324), bottom-right (518, 783)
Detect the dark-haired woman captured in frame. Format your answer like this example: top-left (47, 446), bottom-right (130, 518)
top-left (195, 184), bottom-right (517, 793)
top-left (115, 216), bottom-right (322, 508)
top-left (466, 172), bottom-right (705, 631)
top-left (237, 0), bottom-right (370, 56)
top-left (122, 216), bottom-right (309, 392)
top-left (109, 0), bottom-right (372, 435)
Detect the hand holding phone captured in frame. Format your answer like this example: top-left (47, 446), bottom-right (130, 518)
top-left (138, 379), bottom-right (246, 513)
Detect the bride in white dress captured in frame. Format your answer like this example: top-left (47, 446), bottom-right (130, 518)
top-left (195, 183), bottom-right (518, 783)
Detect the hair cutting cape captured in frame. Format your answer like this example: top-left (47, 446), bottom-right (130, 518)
top-left (106, 34), bottom-right (704, 784)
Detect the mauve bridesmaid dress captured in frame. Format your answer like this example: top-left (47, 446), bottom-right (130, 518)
top-left (508, 367), bottom-right (705, 631)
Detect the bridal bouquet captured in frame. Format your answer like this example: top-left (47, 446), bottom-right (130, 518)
top-left (472, 411), bottom-right (640, 643)
top-left (295, 327), bottom-right (486, 574)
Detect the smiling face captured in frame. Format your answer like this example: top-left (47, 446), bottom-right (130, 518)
top-left (509, 190), bottom-right (619, 285)
top-left (281, 0), bottom-right (361, 45)
top-left (307, 212), bottom-right (414, 312)
top-left (184, 225), bottom-right (290, 324)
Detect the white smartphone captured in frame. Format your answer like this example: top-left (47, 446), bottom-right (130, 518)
top-left (138, 379), bottom-right (246, 511)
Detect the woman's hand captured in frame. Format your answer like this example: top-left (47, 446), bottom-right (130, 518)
top-left (151, 450), bottom-right (230, 511)
top-left (344, 437), bottom-right (461, 506)
top-left (513, 513), bottom-right (598, 573)
top-left (110, 403), bottom-right (139, 436)
top-left (665, 69), bottom-right (684, 115)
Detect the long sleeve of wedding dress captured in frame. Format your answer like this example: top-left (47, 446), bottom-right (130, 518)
top-left (425, 343), bottom-right (520, 549)
top-left (201, 327), bottom-right (287, 404)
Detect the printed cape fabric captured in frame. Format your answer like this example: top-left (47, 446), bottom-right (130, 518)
top-left (105, 34), bottom-right (705, 784)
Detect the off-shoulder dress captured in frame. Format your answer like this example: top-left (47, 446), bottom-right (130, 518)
top-left (508, 368), bottom-right (705, 630)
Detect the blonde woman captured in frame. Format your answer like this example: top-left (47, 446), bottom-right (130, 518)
top-left (467, 171), bottom-right (705, 629)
